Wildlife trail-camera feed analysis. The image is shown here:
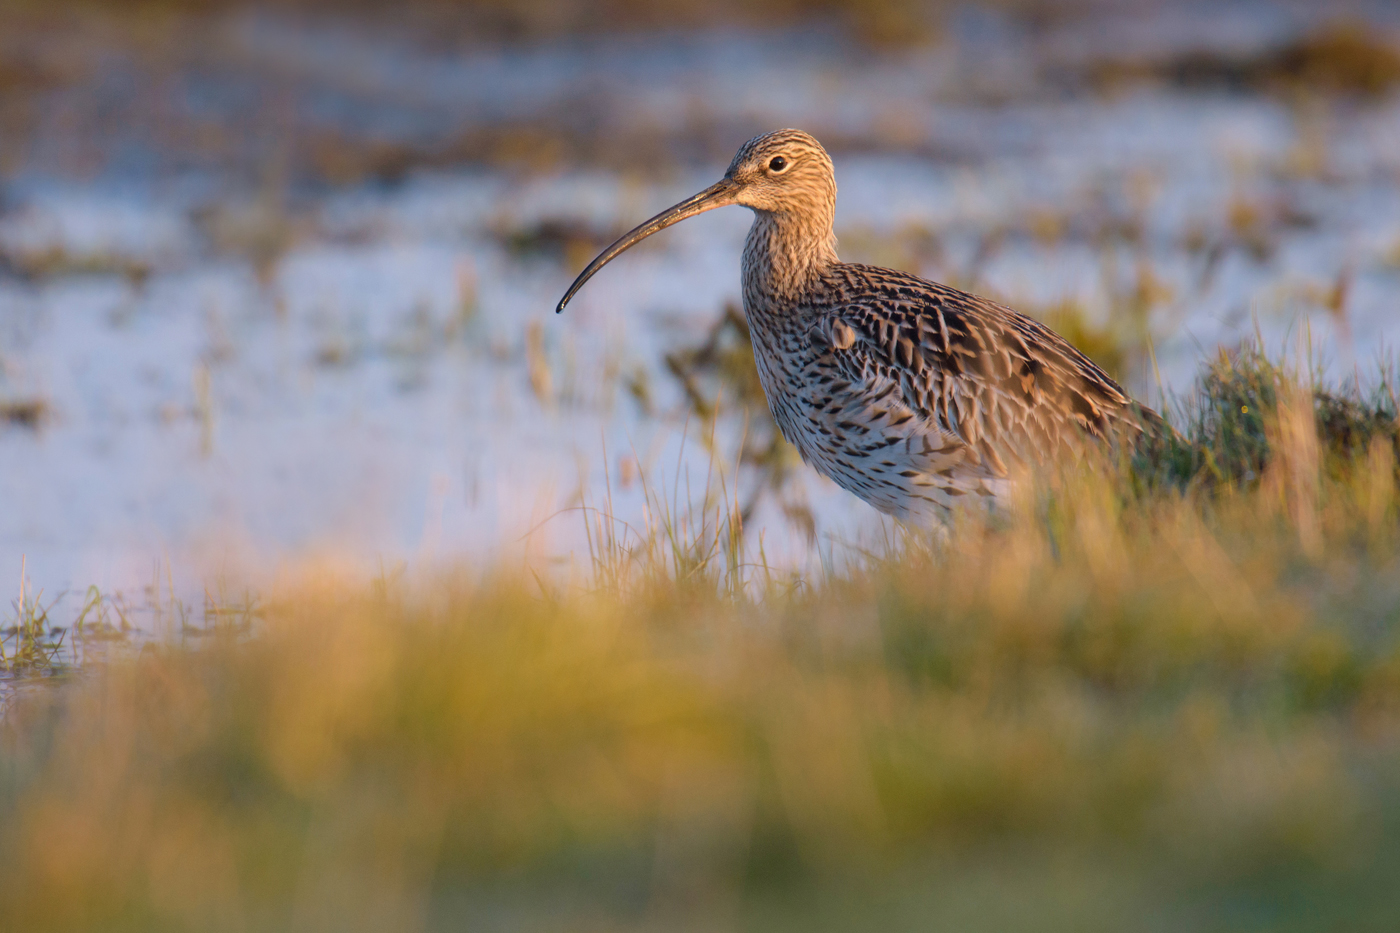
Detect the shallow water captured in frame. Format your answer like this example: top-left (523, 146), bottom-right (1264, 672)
top-left (2, 5), bottom-right (1399, 617)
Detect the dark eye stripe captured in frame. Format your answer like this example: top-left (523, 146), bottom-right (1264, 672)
top-left (769, 156), bottom-right (788, 172)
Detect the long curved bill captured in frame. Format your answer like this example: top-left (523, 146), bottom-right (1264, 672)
top-left (555, 178), bottom-right (739, 313)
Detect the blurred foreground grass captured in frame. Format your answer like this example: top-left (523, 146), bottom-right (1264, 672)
top-left (3, 350), bottom-right (1400, 932)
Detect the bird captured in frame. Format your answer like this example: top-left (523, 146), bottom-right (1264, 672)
top-left (556, 129), bottom-right (1166, 525)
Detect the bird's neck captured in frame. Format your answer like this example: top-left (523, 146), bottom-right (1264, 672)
top-left (741, 209), bottom-right (838, 318)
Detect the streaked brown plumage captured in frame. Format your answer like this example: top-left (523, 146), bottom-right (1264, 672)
top-left (558, 129), bottom-right (1165, 523)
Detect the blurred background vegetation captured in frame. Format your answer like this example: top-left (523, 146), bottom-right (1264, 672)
top-left (4, 0), bottom-right (1399, 185)
top-left (0, 0), bottom-right (989, 44)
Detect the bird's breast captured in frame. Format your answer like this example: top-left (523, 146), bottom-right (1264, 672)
top-left (742, 295), bottom-right (861, 469)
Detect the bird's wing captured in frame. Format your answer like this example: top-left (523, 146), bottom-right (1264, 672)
top-left (815, 264), bottom-right (1152, 471)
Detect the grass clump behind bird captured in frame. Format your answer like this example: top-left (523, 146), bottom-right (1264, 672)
top-left (1132, 346), bottom-right (1399, 495)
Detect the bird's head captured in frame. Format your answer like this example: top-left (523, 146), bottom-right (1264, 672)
top-left (556, 129), bottom-right (836, 313)
top-left (721, 129), bottom-right (836, 215)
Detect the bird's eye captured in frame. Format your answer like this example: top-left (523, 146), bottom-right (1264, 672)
top-left (768, 156), bottom-right (788, 172)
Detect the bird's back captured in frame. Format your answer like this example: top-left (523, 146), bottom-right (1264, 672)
top-left (744, 262), bottom-right (1164, 521)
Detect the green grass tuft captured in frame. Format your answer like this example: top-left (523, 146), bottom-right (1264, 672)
top-left (1136, 346), bottom-right (1399, 494)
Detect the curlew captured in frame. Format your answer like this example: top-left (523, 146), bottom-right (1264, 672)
top-left (557, 129), bottom-right (1165, 524)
